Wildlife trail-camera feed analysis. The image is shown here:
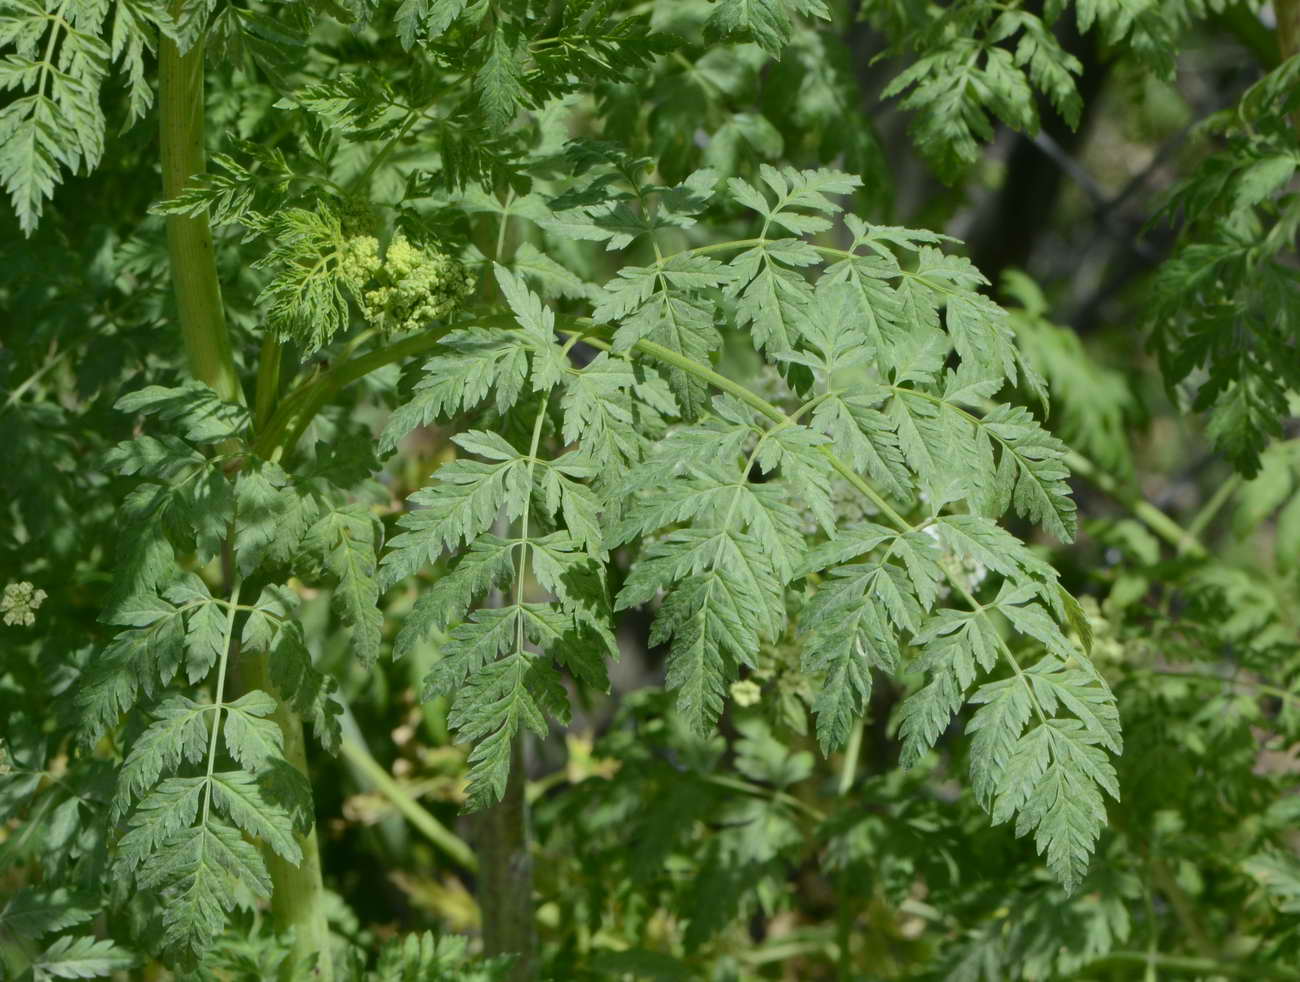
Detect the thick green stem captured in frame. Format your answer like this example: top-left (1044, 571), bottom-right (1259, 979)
top-left (477, 736), bottom-right (536, 981)
top-left (254, 334), bottom-right (283, 430)
top-left (159, 17), bottom-right (332, 979)
top-left (158, 29), bottom-right (241, 405)
top-left (241, 655), bottom-right (335, 981)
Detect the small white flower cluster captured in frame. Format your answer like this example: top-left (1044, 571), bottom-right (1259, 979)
top-left (2, 581), bottom-right (47, 627)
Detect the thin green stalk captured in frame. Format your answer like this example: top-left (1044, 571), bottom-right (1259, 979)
top-left (700, 774), bottom-right (825, 822)
top-left (336, 696), bottom-right (408, 859)
top-left (337, 738), bottom-right (478, 872)
top-left (349, 111), bottom-right (421, 194)
top-left (254, 321), bottom-right (487, 460)
top-left (201, 572), bottom-right (243, 824)
top-left (1085, 951), bottom-right (1300, 980)
top-left (838, 719), bottom-right (864, 796)
top-left (1, 344), bottom-right (67, 413)
top-left (1184, 474), bottom-right (1241, 553)
top-left (495, 189), bottom-right (516, 263)
top-left (1063, 450), bottom-right (1206, 558)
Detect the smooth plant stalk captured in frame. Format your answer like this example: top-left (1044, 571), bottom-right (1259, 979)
top-left (241, 654), bottom-right (335, 981)
top-left (337, 737), bottom-right (478, 872)
top-left (158, 14), bottom-right (333, 978)
top-left (838, 719), bottom-right (864, 796)
top-left (1063, 450), bottom-right (1207, 559)
top-left (477, 737), bottom-right (536, 981)
top-left (254, 334), bottom-right (282, 430)
top-left (201, 572), bottom-right (243, 824)
top-left (254, 320), bottom-right (476, 459)
top-left (158, 26), bottom-right (241, 405)
top-left (1086, 951), bottom-right (1300, 980)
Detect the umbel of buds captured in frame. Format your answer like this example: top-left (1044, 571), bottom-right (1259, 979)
top-left (342, 233), bottom-right (476, 335)
top-left (2, 581), bottom-right (47, 627)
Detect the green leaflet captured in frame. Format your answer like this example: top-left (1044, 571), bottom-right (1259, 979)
top-left (382, 265), bottom-right (620, 806)
top-left (379, 438), bottom-right (533, 588)
top-left (428, 604), bottom-right (564, 808)
top-left (877, 5), bottom-right (1084, 177)
top-left (81, 380), bottom-right (349, 961)
top-left (617, 523), bottom-right (786, 734)
top-left (380, 331), bottom-right (529, 452)
top-left (134, 813), bottom-right (272, 953)
top-left (1145, 56), bottom-right (1300, 476)
top-left (112, 694), bottom-right (210, 820)
top-left (251, 206), bottom-right (366, 352)
top-left (78, 576), bottom-right (231, 745)
top-left (30, 935), bottom-right (135, 979)
top-left (303, 505), bottom-right (385, 665)
top-left (115, 381), bottom-right (249, 444)
top-left (221, 690), bottom-right (285, 772)
top-left (704, 0), bottom-right (831, 58)
top-left (264, 619), bottom-right (344, 755)
top-left (396, 0), bottom-right (472, 48)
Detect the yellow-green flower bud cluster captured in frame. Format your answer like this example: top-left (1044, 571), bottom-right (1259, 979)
top-left (2, 581), bottom-right (46, 627)
top-left (342, 233), bottom-right (475, 335)
top-left (340, 234), bottom-right (383, 290)
top-left (729, 679), bottom-right (762, 707)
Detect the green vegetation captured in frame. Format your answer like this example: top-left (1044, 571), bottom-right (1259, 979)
top-left (2, 1), bottom-right (1300, 979)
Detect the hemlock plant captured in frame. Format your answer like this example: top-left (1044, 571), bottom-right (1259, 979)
top-left (2, 1), bottom-right (1300, 980)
